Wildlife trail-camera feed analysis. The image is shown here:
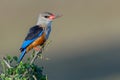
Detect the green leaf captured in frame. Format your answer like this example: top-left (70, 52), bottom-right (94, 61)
top-left (5, 77), bottom-right (12, 80)
top-left (7, 68), bottom-right (14, 75)
top-left (13, 56), bottom-right (18, 61)
top-left (6, 56), bottom-right (11, 61)
top-left (1, 61), bottom-right (6, 73)
top-left (0, 73), bottom-right (5, 80)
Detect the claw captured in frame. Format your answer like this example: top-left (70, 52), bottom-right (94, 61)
top-left (33, 47), bottom-right (41, 51)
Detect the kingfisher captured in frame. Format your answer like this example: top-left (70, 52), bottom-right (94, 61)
top-left (18, 12), bottom-right (61, 63)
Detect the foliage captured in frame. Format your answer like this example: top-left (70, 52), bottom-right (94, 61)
top-left (0, 40), bottom-right (52, 80)
top-left (0, 54), bottom-right (47, 80)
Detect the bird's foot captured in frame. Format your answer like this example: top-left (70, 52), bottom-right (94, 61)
top-left (33, 47), bottom-right (42, 52)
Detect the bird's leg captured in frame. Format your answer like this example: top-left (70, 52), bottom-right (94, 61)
top-left (33, 46), bottom-right (42, 52)
top-left (31, 47), bottom-right (42, 65)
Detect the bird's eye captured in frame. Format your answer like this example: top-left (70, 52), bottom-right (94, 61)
top-left (44, 16), bottom-right (49, 18)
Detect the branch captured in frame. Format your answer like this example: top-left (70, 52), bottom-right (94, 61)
top-left (33, 75), bottom-right (37, 80)
top-left (30, 40), bottom-right (52, 64)
top-left (2, 57), bottom-right (12, 68)
top-left (30, 50), bottom-right (42, 65)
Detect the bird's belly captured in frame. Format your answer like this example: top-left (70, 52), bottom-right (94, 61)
top-left (26, 33), bottom-right (46, 52)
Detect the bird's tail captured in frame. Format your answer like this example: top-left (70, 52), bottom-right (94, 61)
top-left (18, 49), bottom-right (26, 63)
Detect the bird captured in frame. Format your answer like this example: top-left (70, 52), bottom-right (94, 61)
top-left (18, 12), bottom-right (61, 63)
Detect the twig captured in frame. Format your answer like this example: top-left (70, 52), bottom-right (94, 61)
top-left (2, 57), bottom-right (12, 68)
top-left (33, 75), bottom-right (37, 80)
top-left (22, 70), bottom-right (28, 77)
top-left (30, 50), bottom-right (42, 65)
top-left (30, 40), bottom-right (52, 64)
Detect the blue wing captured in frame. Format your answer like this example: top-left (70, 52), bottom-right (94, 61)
top-left (20, 25), bottom-right (43, 51)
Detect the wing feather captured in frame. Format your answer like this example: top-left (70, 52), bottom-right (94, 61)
top-left (20, 25), bottom-right (43, 51)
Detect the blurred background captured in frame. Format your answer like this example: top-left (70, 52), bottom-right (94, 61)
top-left (0, 0), bottom-right (120, 80)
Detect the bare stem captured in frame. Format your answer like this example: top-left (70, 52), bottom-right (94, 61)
top-left (22, 70), bottom-right (28, 77)
top-left (33, 75), bottom-right (37, 80)
top-left (30, 50), bottom-right (42, 65)
top-left (30, 40), bottom-right (52, 64)
top-left (2, 57), bottom-right (12, 68)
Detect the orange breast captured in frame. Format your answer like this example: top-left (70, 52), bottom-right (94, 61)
top-left (26, 33), bottom-right (46, 52)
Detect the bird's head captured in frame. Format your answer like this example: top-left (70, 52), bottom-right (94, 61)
top-left (36, 12), bottom-right (62, 26)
